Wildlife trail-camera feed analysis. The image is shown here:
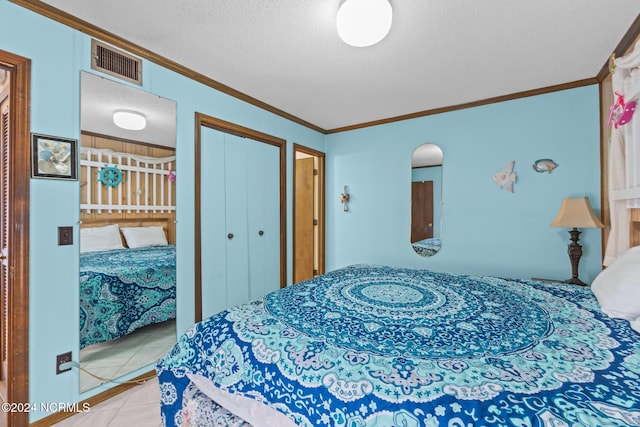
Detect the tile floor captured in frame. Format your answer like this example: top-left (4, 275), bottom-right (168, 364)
top-left (53, 321), bottom-right (177, 426)
top-left (53, 376), bottom-right (161, 426)
top-left (80, 321), bottom-right (176, 391)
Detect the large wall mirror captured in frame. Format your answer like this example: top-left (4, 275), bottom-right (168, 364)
top-left (411, 143), bottom-right (443, 257)
top-left (79, 71), bottom-right (177, 392)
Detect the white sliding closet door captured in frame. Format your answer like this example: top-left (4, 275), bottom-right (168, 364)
top-left (201, 127), bottom-right (227, 317)
top-left (246, 139), bottom-right (280, 301)
top-left (200, 127), bottom-right (280, 319)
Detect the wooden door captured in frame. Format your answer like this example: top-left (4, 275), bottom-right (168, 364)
top-left (411, 181), bottom-right (434, 243)
top-left (0, 76), bottom-right (9, 396)
top-left (294, 157), bottom-right (315, 283)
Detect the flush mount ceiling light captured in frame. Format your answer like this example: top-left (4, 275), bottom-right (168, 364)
top-left (336, 0), bottom-right (392, 47)
top-left (113, 110), bottom-right (146, 130)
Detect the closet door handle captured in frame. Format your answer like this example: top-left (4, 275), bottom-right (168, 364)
top-left (227, 233), bottom-right (234, 240)
top-left (258, 230), bottom-right (264, 236)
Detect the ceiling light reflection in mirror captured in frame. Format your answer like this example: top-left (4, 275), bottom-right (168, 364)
top-left (81, 73), bottom-right (175, 148)
top-left (411, 144), bottom-right (442, 257)
top-left (113, 110), bottom-right (146, 130)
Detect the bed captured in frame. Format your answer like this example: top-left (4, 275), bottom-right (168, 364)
top-left (156, 264), bottom-right (640, 427)
top-left (411, 237), bottom-right (441, 256)
top-left (80, 221), bottom-right (177, 349)
top-left (80, 244), bottom-right (176, 349)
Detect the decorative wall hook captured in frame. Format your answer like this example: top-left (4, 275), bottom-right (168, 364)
top-left (341, 185), bottom-right (350, 212)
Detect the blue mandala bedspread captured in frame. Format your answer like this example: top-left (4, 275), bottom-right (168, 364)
top-left (80, 245), bottom-right (176, 349)
top-left (157, 265), bottom-right (640, 426)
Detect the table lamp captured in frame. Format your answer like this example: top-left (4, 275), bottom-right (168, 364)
top-left (551, 197), bottom-right (604, 285)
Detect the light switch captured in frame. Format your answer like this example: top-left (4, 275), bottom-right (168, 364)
top-left (58, 226), bottom-right (73, 246)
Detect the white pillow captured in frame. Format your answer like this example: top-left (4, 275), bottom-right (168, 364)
top-left (120, 226), bottom-right (168, 248)
top-left (631, 317), bottom-right (640, 334)
top-left (80, 224), bottom-right (125, 253)
top-left (591, 245), bottom-right (640, 320)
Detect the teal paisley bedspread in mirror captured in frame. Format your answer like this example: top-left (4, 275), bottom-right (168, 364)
top-left (157, 265), bottom-right (640, 426)
top-left (412, 238), bottom-right (441, 256)
top-left (80, 245), bottom-right (176, 349)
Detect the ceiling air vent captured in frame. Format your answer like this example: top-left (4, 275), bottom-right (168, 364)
top-left (91, 39), bottom-right (142, 85)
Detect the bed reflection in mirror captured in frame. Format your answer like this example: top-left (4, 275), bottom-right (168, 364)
top-left (79, 72), bottom-right (177, 392)
top-left (411, 143), bottom-right (443, 257)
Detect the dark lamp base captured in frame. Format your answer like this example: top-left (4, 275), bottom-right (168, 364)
top-left (564, 227), bottom-right (588, 287)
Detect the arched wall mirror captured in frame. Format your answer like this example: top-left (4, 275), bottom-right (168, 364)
top-left (79, 71), bottom-right (177, 392)
top-left (411, 143), bottom-right (443, 257)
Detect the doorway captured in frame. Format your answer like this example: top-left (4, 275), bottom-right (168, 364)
top-left (293, 144), bottom-right (325, 284)
top-left (0, 49), bottom-right (31, 427)
top-left (411, 180), bottom-right (434, 243)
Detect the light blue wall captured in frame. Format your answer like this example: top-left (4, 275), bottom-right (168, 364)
top-left (325, 86), bottom-right (602, 282)
top-left (411, 166), bottom-right (442, 240)
top-left (0, 1), bottom-right (324, 421)
top-left (1, 0), bottom-right (604, 421)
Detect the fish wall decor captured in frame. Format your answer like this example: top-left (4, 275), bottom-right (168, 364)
top-left (532, 159), bottom-right (559, 173)
top-left (493, 161), bottom-right (517, 193)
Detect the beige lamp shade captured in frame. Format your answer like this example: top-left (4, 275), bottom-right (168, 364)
top-left (551, 197), bottom-right (604, 228)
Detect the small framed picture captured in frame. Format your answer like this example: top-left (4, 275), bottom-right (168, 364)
top-left (31, 133), bottom-right (78, 180)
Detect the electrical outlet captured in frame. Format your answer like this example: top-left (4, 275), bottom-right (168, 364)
top-left (56, 351), bottom-right (72, 374)
top-left (58, 226), bottom-right (73, 246)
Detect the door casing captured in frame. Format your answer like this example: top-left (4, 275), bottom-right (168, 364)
top-left (293, 144), bottom-right (325, 283)
top-left (0, 49), bottom-right (30, 427)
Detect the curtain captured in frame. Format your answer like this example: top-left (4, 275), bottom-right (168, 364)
top-left (603, 40), bottom-right (640, 265)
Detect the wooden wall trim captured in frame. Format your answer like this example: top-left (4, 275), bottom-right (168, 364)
top-left (193, 118), bottom-right (203, 323)
top-left (81, 130), bottom-right (175, 150)
top-left (327, 78), bottom-right (599, 133)
top-left (194, 113), bottom-right (287, 323)
top-left (0, 49), bottom-right (30, 427)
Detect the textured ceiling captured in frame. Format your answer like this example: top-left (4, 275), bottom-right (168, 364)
top-left (37, 0), bottom-right (640, 131)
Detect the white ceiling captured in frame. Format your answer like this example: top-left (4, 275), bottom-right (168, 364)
top-left (41, 0), bottom-right (640, 131)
